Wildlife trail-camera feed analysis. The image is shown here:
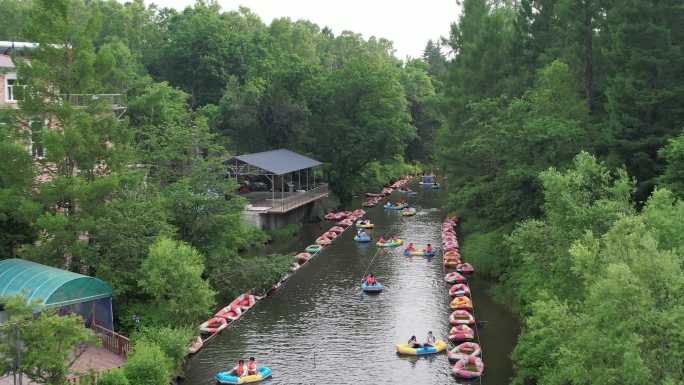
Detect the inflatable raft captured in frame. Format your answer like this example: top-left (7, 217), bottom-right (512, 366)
top-left (383, 203), bottom-right (408, 210)
top-left (449, 283), bottom-right (471, 297)
top-left (449, 310), bottom-right (475, 325)
top-left (356, 220), bottom-right (374, 228)
top-left (199, 317), bottom-right (227, 334)
top-left (395, 340), bottom-right (447, 356)
top-left (448, 325), bottom-right (475, 342)
top-left (305, 244), bottom-right (322, 253)
top-left (187, 336), bottom-right (203, 354)
top-left (444, 272), bottom-right (467, 284)
top-left (376, 239), bottom-right (403, 247)
top-left (403, 249), bottom-right (435, 257)
top-left (401, 208), bottom-right (417, 216)
top-left (354, 235), bottom-right (371, 243)
top-left (448, 342), bottom-right (481, 362)
top-left (456, 262), bottom-right (475, 274)
top-left (215, 367), bottom-right (272, 384)
top-left (449, 296), bottom-right (473, 310)
top-left (453, 356), bottom-right (484, 379)
top-left (361, 281), bottom-right (383, 293)
top-left (215, 303), bottom-right (242, 321)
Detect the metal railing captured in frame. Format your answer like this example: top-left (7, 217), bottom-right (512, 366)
top-left (61, 94), bottom-right (126, 110)
top-left (271, 183), bottom-right (329, 213)
top-left (91, 324), bottom-right (131, 359)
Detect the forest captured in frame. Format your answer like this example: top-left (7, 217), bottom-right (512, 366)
top-left (440, 1), bottom-right (684, 384)
top-left (0, 0), bottom-right (683, 384)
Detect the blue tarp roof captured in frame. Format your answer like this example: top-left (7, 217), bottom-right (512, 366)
top-left (0, 259), bottom-right (113, 308)
top-left (231, 149), bottom-right (322, 175)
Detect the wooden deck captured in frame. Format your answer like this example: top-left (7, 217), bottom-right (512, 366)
top-left (243, 184), bottom-right (329, 213)
top-left (0, 345), bottom-right (124, 385)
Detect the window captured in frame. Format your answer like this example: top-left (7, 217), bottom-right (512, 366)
top-left (6, 78), bottom-right (17, 101)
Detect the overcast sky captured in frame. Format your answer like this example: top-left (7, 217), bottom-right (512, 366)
top-left (143, 0), bottom-right (461, 59)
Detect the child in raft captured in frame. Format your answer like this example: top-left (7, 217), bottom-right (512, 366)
top-left (424, 331), bottom-right (436, 347)
top-left (364, 274), bottom-right (376, 285)
top-left (229, 359), bottom-right (248, 377)
top-left (247, 357), bottom-right (257, 375)
top-left (357, 229), bottom-right (368, 238)
top-left (405, 242), bottom-right (416, 252)
top-left (408, 335), bottom-right (421, 348)
top-left (425, 244), bottom-right (433, 254)
top-left (378, 236), bottom-right (386, 244)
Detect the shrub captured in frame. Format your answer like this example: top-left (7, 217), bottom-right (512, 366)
top-left (96, 369), bottom-right (129, 385)
top-left (132, 326), bottom-right (193, 371)
top-left (123, 342), bottom-right (170, 385)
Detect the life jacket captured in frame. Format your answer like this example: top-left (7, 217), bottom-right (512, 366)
top-left (247, 361), bottom-right (257, 375)
top-left (235, 364), bottom-right (246, 377)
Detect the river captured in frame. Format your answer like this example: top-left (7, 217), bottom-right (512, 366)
top-left (181, 182), bottom-right (519, 384)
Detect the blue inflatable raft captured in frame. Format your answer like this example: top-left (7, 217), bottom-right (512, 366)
top-left (354, 235), bottom-right (371, 242)
top-left (215, 367), bottom-right (272, 384)
top-left (362, 281), bottom-right (383, 293)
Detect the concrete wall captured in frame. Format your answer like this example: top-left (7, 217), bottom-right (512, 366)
top-left (242, 200), bottom-right (320, 230)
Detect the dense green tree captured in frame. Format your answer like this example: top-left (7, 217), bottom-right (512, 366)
top-left (400, 59), bottom-right (444, 163)
top-left (422, 39), bottom-right (448, 88)
top-left (602, 0), bottom-right (684, 201)
top-left (309, 54), bottom-right (413, 201)
top-left (149, 3), bottom-right (269, 107)
top-left (659, 131), bottom-right (684, 196)
top-left (138, 237), bottom-right (215, 326)
top-left (0, 114), bottom-right (41, 257)
top-left (0, 0), bottom-right (31, 41)
top-left (440, 61), bottom-right (588, 226)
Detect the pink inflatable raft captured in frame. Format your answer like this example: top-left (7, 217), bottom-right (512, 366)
top-left (453, 356), bottom-right (485, 379)
top-left (448, 342), bottom-right (481, 362)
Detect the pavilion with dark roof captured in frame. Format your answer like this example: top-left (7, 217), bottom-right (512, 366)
top-left (228, 149), bottom-right (328, 229)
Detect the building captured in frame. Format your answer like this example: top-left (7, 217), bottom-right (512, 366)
top-left (0, 53), bottom-right (19, 110)
top-left (0, 258), bottom-right (114, 330)
top-left (229, 149), bottom-right (329, 230)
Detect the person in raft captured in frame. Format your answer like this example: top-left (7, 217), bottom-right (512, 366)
top-left (389, 234), bottom-right (397, 241)
top-left (229, 359), bottom-right (248, 377)
top-left (364, 274), bottom-right (377, 285)
top-left (405, 242), bottom-right (415, 252)
top-left (247, 357), bottom-right (257, 375)
top-left (425, 243), bottom-right (433, 254)
top-left (408, 335), bottom-right (421, 348)
top-left (357, 229), bottom-right (367, 238)
top-left (378, 235), bottom-right (386, 244)
top-left (424, 331), bottom-right (436, 348)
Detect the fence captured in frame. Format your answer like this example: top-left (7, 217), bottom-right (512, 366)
top-left (91, 324), bottom-right (131, 358)
top-left (271, 183), bottom-right (329, 213)
top-left (61, 94), bottom-right (126, 110)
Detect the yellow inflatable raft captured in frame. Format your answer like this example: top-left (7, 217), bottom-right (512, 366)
top-left (396, 340), bottom-right (447, 356)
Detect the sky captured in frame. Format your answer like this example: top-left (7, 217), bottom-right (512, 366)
top-left (143, 0), bottom-right (461, 59)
